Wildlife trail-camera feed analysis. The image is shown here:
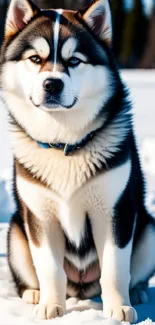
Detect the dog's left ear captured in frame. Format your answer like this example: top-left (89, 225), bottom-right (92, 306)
top-left (77, 0), bottom-right (112, 45)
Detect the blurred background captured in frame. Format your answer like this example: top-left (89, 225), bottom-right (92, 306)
top-left (0, 0), bottom-right (155, 68)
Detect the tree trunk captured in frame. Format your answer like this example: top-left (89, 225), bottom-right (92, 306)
top-left (138, 6), bottom-right (155, 68)
top-left (0, 1), bottom-right (8, 45)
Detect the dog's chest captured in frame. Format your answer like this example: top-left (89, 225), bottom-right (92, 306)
top-left (17, 159), bottom-right (131, 248)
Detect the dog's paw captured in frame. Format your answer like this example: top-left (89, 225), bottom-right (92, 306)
top-left (22, 289), bottom-right (40, 304)
top-left (104, 305), bottom-right (138, 323)
top-left (130, 287), bottom-right (149, 305)
top-left (33, 303), bottom-right (65, 319)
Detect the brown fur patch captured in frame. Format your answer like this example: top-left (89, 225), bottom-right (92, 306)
top-left (14, 161), bottom-right (43, 247)
top-left (26, 209), bottom-right (43, 248)
top-left (15, 159), bottom-right (42, 187)
top-left (9, 221), bottom-right (39, 294)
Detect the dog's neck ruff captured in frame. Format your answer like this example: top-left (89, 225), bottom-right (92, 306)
top-left (37, 131), bottom-right (96, 156)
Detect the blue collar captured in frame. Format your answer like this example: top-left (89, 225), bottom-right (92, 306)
top-left (37, 131), bottom-right (95, 156)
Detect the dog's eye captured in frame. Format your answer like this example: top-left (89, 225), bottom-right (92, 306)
top-left (29, 55), bottom-right (42, 64)
top-left (68, 57), bottom-right (82, 67)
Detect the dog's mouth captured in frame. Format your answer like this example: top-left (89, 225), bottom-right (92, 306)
top-left (30, 96), bottom-right (78, 110)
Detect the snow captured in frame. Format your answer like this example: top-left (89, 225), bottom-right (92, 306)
top-left (0, 233), bottom-right (155, 325)
top-left (0, 234), bottom-right (155, 325)
top-left (0, 70), bottom-right (155, 324)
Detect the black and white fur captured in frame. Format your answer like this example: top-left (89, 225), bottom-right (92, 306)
top-left (0, 0), bottom-right (155, 322)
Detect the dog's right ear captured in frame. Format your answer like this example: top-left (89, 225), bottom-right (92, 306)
top-left (5, 0), bottom-right (40, 39)
top-left (77, 0), bottom-right (112, 45)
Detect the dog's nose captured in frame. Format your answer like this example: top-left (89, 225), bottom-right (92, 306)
top-left (43, 78), bottom-right (64, 95)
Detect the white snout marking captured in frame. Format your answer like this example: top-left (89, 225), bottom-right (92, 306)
top-left (53, 9), bottom-right (63, 74)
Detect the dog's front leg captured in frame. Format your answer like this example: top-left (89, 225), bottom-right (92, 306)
top-left (92, 219), bottom-right (137, 323)
top-left (28, 219), bottom-right (66, 320)
top-left (101, 239), bottom-right (138, 322)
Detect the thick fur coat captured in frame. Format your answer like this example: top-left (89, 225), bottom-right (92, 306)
top-left (0, 0), bottom-right (155, 322)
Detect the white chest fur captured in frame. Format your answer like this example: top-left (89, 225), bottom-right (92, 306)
top-left (10, 110), bottom-right (130, 200)
top-left (17, 159), bottom-right (131, 248)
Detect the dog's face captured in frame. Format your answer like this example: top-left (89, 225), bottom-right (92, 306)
top-left (1, 0), bottom-right (116, 143)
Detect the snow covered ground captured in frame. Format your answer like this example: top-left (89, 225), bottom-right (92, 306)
top-left (0, 70), bottom-right (155, 324)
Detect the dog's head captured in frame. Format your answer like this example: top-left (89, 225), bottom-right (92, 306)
top-left (1, 0), bottom-right (118, 143)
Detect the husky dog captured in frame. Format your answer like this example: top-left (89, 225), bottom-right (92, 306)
top-left (1, 0), bottom-right (155, 321)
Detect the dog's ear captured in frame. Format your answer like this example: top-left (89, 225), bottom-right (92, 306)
top-left (5, 0), bottom-right (40, 39)
top-left (77, 0), bottom-right (112, 45)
